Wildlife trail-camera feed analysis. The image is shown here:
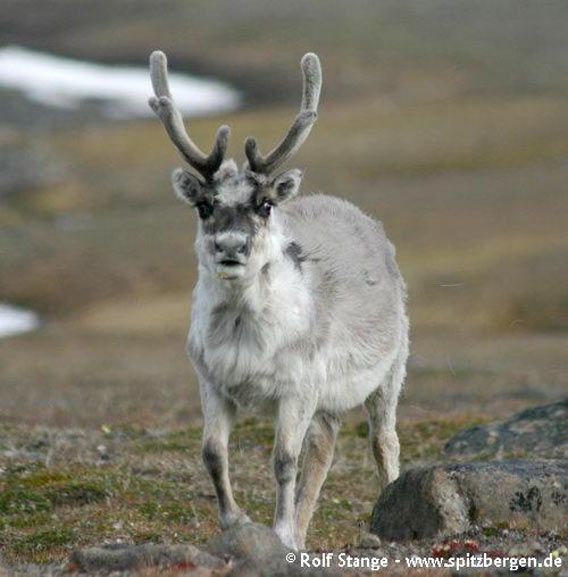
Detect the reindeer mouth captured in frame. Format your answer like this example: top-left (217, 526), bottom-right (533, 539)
top-left (219, 259), bottom-right (242, 267)
top-left (216, 259), bottom-right (246, 280)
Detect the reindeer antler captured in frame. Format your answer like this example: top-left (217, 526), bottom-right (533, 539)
top-left (245, 53), bottom-right (322, 175)
top-left (148, 50), bottom-right (230, 180)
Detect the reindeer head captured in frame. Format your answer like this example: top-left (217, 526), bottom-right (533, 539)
top-left (149, 51), bottom-right (321, 281)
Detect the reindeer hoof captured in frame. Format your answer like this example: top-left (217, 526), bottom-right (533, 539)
top-left (220, 509), bottom-right (252, 530)
top-left (274, 525), bottom-right (299, 551)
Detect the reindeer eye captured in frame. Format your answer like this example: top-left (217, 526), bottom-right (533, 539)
top-left (257, 200), bottom-right (272, 218)
top-left (196, 203), bottom-right (213, 220)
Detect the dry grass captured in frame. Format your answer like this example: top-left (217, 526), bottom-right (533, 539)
top-left (1, 95), bottom-right (567, 430)
top-left (3, 96), bottom-right (568, 320)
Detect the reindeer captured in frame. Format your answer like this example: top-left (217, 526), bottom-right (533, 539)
top-left (148, 50), bottom-right (409, 550)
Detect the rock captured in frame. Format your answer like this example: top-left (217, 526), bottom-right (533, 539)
top-left (370, 460), bottom-right (568, 541)
top-left (207, 522), bottom-right (288, 563)
top-left (227, 557), bottom-right (346, 577)
top-left (207, 523), bottom-right (290, 560)
top-left (208, 523), bottom-right (293, 577)
top-left (445, 400), bottom-right (568, 460)
top-left (69, 543), bottom-right (225, 573)
top-left (207, 523), bottom-right (344, 576)
top-left (227, 558), bottom-right (263, 577)
top-left (357, 531), bottom-right (383, 549)
top-left (2, 565), bottom-right (66, 577)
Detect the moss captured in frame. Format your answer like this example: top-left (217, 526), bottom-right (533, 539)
top-left (0, 466), bottom-right (111, 517)
top-left (233, 418), bottom-right (274, 448)
top-left (0, 488), bottom-right (52, 515)
top-left (236, 491), bottom-right (272, 526)
top-left (138, 501), bottom-right (196, 524)
top-left (44, 479), bottom-right (110, 507)
top-left (0, 415), bottom-right (498, 562)
top-left (10, 527), bottom-right (74, 556)
top-left (137, 428), bottom-right (202, 453)
top-left (131, 530), bottom-right (165, 544)
top-left (1, 472), bottom-right (218, 563)
top-left (482, 526), bottom-right (500, 538)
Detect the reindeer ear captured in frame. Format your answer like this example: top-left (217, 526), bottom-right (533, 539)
top-left (171, 168), bottom-right (204, 205)
top-left (268, 169), bottom-right (303, 204)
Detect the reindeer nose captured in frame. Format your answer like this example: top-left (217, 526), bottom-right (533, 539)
top-left (214, 232), bottom-right (250, 259)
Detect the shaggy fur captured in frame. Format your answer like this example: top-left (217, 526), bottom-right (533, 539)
top-left (184, 175), bottom-right (409, 549)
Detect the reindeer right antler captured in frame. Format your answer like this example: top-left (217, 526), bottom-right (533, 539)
top-left (245, 53), bottom-right (322, 175)
top-left (148, 50), bottom-right (230, 180)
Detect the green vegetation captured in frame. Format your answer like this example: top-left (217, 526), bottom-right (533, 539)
top-left (0, 416), bottom-right (483, 563)
top-left (0, 467), bottom-right (109, 515)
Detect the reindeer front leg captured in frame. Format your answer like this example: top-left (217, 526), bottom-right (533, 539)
top-left (199, 380), bottom-right (250, 529)
top-left (273, 395), bottom-right (316, 549)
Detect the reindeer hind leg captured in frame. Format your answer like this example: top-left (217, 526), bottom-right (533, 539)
top-left (364, 343), bottom-right (407, 493)
top-left (294, 412), bottom-right (340, 548)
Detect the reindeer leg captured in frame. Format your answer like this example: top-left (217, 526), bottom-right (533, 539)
top-left (200, 380), bottom-right (249, 529)
top-left (294, 412), bottom-right (340, 548)
top-left (364, 365), bottom-right (403, 493)
top-left (273, 395), bottom-right (316, 549)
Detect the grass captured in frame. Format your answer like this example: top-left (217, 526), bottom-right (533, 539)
top-left (0, 416), bottom-right (484, 564)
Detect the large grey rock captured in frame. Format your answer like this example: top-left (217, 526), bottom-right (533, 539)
top-left (445, 400), bottom-right (568, 460)
top-left (370, 460), bottom-right (568, 541)
top-left (69, 543), bottom-right (225, 573)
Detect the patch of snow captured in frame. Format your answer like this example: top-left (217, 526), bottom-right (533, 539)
top-left (0, 303), bottom-right (40, 338)
top-left (0, 45), bottom-right (240, 119)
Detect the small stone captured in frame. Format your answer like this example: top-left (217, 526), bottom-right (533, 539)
top-left (207, 523), bottom-right (343, 576)
top-left (358, 532), bottom-right (382, 549)
top-left (207, 522), bottom-right (287, 562)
